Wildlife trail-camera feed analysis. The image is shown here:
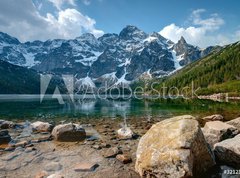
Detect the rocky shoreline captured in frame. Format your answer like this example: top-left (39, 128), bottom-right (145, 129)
top-left (0, 115), bottom-right (240, 178)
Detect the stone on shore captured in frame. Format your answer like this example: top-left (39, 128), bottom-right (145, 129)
top-left (116, 154), bottom-right (132, 164)
top-left (214, 134), bottom-right (240, 168)
top-left (102, 147), bottom-right (122, 158)
top-left (0, 120), bottom-right (14, 129)
top-left (74, 162), bottom-right (99, 172)
top-left (47, 173), bottom-right (64, 178)
top-left (135, 115), bottom-right (215, 178)
top-left (226, 117), bottom-right (240, 131)
top-left (31, 121), bottom-right (53, 132)
top-left (202, 114), bottom-right (224, 123)
top-left (117, 127), bottom-right (134, 139)
top-left (35, 171), bottom-right (48, 178)
top-left (202, 121), bottom-right (239, 148)
top-left (0, 130), bottom-right (11, 144)
top-left (51, 123), bottom-right (86, 142)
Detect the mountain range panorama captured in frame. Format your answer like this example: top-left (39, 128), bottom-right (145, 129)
top-left (0, 25), bottom-right (221, 89)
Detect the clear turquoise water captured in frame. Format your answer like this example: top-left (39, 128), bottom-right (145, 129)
top-left (0, 95), bottom-right (239, 121)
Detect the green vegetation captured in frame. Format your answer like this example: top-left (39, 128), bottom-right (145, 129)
top-left (152, 42), bottom-right (240, 96)
top-left (0, 60), bottom-right (66, 94)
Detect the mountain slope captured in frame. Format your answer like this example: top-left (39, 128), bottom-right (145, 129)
top-left (0, 60), bottom-right (65, 94)
top-left (154, 42), bottom-right (240, 96)
top-left (0, 60), bottom-right (40, 94)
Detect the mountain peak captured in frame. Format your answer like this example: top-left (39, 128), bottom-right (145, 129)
top-left (179, 36), bottom-right (187, 44)
top-left (119, 25), bottom-right (147, 40)
top-left (0, 32), bottom-right (20, 45)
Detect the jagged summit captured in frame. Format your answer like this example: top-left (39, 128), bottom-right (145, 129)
top-left (179, 36), bottom-right (187, 44)
top-left (119, 25), bottom-right (147, 40)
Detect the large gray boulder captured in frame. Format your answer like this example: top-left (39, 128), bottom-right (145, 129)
top-left (202, 121), bottom-right (239, 148)
top-left (51, 123), bottom-right (86, 142)
top-left (214, 134), bottom-right (240, 168)
top-left (226, 117), bottom-right (240, 131)
top-left (135, 115), bottom-right (215, 178)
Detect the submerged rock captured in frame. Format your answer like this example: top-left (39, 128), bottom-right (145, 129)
top-left (214, 134), bottom-right (240, 168)
top-left (0, 130), bottom-right (11, 144)
top-left (117, 127), bottom-right (134, 139)
top-left (31, 121), bottom-right (53, 132)
top-left (202, 121), bottom-right (239, 148)
top-left (51, 123), bottom-right (86, 142)
top-left (135, 115), bottom-right (215, 178)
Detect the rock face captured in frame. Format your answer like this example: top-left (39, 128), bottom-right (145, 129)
top-left (226, 117), bottom-right (240, 131)
top-left (201, 114), bottom-right (224, 125)
top-left (135, 115), bottom-right (215, 178)
top-left (202, 121), bottom-right (239, 148)
top-left (117, 127), bottom-right (134, 139)
top-left (0, 130), bottom-right (11, 144)
top-left (31, 121), bottom-right (53, 132)
top-left (214, 134), bottom-right (240, 168)
top-left (51, 123), bottom-right (86, 142)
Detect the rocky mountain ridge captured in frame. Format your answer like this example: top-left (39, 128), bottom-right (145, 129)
top-left (0, 25), bottom-right (220, 90)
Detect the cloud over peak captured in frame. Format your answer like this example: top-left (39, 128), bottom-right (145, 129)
top-left (159, 9), bottom-right (237, 47)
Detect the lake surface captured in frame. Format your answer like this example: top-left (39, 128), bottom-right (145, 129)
top-left (0, 95), bottom-right (240, 121)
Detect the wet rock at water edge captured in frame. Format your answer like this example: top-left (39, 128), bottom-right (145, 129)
top-left (0, 120), bottom-right (14, 129)
top-left (0, 130), bottom-right (11, 144)
top-left (31, 121), bottom-right (54, 133)
top-left (51, 123), bottom-right (86, 142)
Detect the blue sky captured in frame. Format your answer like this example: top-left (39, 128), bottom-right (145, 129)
top-left (0, 0), bottom-right (240, 47)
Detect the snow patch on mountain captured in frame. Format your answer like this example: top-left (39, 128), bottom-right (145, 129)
top-left (171, 50), bottom-right (183, 70)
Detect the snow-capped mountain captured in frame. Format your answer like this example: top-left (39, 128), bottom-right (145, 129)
top-left (0, 26), bottom-right (220, 89)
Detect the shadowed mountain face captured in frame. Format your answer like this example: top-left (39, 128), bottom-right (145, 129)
top-left (0, 26), bottom-right (220, 89)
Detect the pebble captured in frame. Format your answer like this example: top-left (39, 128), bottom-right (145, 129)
top-left (116, 154), bottom-right (132, 164)
top-left (102, 147), bottom-right (122, 158)
top-left (74, 162), bottom-right (99, 172)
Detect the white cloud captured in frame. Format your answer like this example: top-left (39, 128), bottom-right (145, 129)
top-left (160, 9), bottom-right (239, 47)
top-left (0, 0), bottom-right (104, 42)
top-left (46, 8), bottom-right (104, 38)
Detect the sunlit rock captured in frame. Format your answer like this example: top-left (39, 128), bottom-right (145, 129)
top-left (202, 121), bottom-right (239, 148)
top-left (51, 123), bottom-right (86, 142)
top-left (135, 115), bottom-right (215, 178)
top-left (117, 127), bottom-right (134, 139)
